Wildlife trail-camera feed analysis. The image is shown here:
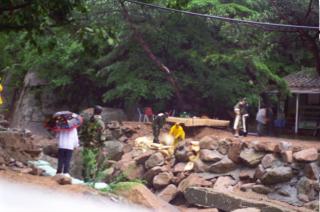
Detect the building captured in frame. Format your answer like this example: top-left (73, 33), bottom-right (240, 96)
top-left (283, 70), bottom-right (320, 135)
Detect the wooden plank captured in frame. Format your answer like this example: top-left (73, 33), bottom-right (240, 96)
top-left (166, 116), bottom-right (229, 127)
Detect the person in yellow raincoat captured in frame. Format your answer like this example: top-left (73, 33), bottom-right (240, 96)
top-left (0, 82), bottom-right (3, 105)
top-left (169, 123), bottom-right (185, 148)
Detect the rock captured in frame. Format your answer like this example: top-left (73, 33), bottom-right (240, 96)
top-left (179, 207), bottom-right (219, 212)
top-left (213, 176), bottom-right (235, 192)
top-left (239, 169), bottom-right (255, 181)
top-left (0, 131), bottom-right (42, 162)
top-left (55, 175), bottom-right (72, 185)
top-left (293, 148), bottom-right (318, 162)
top-left (0, 120), bottom-right (10, 128)
top-left (115, 183), bottom-right (179, 211)
top-left (0, 164), bottom-right (6, 170)
top-left (184, 187), bottom-right (291, 212)
top-left (29, 167), bottom-right (45, 176)
top-left (0, 156), bottom-right (5, 165)
top-left (175, 145), bottom-right (189, 162)
top-left (282, 151), bottom-right (293, 163)
top-left (134, 150), bottom-right (155, 165)
top-left (143, 166), bottom-right (169, 184)
top-left (15, 161), bottom-right (24, 168)
top-left (305, 200), bottom-right (319, 211)
top-left (231, 208), bottom-right (261, 212)
top-left (260, 167), bottom-right (293, 185)
top-left (252, 185), bottom-right (273, 194)
top-left (193, 159), bottom-right (209, 172)
top-left (145, 152), bottom-right (164, 169)
top-left (118, 135), bottom-right (128, 143)
top-left (102, 140), bottom-right (124, 161)
top-left (297, 177), bottom-right (317, 202)
top-left (253, 142), bottom-right (277, 153)
top-left (157, 184), bottom-right (178, 202)
top-left (275, 141), bottom-right (292, 153)
top-left (228, 141), bottom-right (244, 163)
top-left (304, 162), bottom-right (319, 180)
top-left (123, 162), bottom-right (145, 180)
top-left (268, 183), bottom-right (303, 206)
top-left (208, 157), bottom-right (236, 173)
top-left (19, 167), bottom-right (33, 174)
top-left (81, 107), bottom-right (127, 123)
top-left (240, 148), bottom-right (265, 167)
top-left (153, 172), bottom-right (173, 189)
top-left (254, 165), bottom-right (266, 180)
top-left (261, 154), bottom-right (280, 169)
top-left (200, 150), bottom-right (223, 162)
top-left (178, 173), bottom-right (212, 193)
top-left (217, 139), bottom-right (230, 155)
top-left (199, 136), bottom-right (218, 150)
top-left (240, 183), bottom-right (255, 191)
top-left (171, 172), bottom-right (188, 185)
top-left (173, 162), bottom-right (187, 173)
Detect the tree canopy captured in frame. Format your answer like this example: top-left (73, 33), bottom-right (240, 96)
top-left (0, 0), bottom-right (319, 117)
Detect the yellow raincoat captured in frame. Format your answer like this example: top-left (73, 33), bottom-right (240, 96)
top-left (0, 84), bottom-right (3, 105)
top-left (169, 123), bottom-right (185, 147)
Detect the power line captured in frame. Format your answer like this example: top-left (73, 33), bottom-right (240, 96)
top-left (124, 0), bottom-right (319, 31)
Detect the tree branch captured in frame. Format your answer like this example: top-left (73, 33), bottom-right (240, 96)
top-left (118, 0), bottom-right (185, 108)
top-left (0, 1), bottom-right (32, 13)
top-left (304, 0), bottom-right (313, 19)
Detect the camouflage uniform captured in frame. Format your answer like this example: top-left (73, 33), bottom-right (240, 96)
top-left (152, 113), bottom-right (167, 143)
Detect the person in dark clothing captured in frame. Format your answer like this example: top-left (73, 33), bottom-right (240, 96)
top-left (152, 113), bottom-right (168, 143)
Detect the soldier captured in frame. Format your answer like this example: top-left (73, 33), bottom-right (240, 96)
top-left (152, 112), bottom-right (168, 143)
top-left (80, 105), bottom-right (106, 149)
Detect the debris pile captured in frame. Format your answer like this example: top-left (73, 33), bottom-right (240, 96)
top-left (108, 130), bottom-right (319, 212)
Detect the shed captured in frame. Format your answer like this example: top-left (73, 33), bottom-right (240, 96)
top-left (284, 70), bottom-right (320, 134)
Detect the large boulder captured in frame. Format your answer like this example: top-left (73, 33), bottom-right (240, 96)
top-left (102, 140), bottom-right (124, 161)
top-left (200, 150), bottom-right (223, 163)
top-left (115, 183), bottom-right (179, 212)
top-left (178, 174), bottom-right (212, 193)
top-left (293, 148), bottom-right (318, 162)
top-left (297, 177), bottom-right (318, 202)
top-left (145, 152), bottom-right (165, 169)
top-left (304, 162), bottom-right (319, 181)
top-left (199, 136), bottom-right (219, 150)
top-left (153, 172), bottom-right (173, 189)
top-left (208, 157), bottom-right (237, 173)
top-left (228, 141), bottom-right (244, 163)
top-left (240, 148), bottom-right (265, 167)
top-left (143, 166), bottom-right (169, 184)
top-left (213, 176), bottom-right (235, 192)
top-left (157, 184), bottom-right (178, 202)
top-left (261, 154), bottom-right (281, 169)
top-left (184, 187), bottom-right (291, 212)
top-left (260, 167), bottom-right (293, 185)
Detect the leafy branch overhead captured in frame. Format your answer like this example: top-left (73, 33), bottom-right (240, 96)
top-left (0, 0), bottom-right (318, 116)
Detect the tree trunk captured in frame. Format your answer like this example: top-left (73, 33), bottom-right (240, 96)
top-left (118, 0), bottom-right (185, 109)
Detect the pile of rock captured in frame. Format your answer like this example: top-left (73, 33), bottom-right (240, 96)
top-left (0, 116), bottom-right (45, 175)
top-left (109, 134), bottom-right (319, 211)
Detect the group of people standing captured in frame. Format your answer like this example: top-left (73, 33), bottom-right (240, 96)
top-left (233, 98), bottom-right (273, 137)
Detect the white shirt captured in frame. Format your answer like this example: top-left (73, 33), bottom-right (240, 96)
top-left (57, 128), bottom-right (79, 150)
top-left (256, 108), bottom-right (267, 124)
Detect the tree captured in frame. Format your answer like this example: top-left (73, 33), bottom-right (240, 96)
top-left (268, 0), bottom-right (320, 75)
top-left (0, 0), bottom-right (86, 32)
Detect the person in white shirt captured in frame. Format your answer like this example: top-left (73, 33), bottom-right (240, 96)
top-left (56, 127), bottom-right (79, 177)
top-left (256, 106), bottom-right (267, 136)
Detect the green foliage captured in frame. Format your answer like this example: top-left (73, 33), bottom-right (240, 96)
top-left (82, 148), bottom-right (110, 185)
top-left (0, 0), bottom-right (318, 118)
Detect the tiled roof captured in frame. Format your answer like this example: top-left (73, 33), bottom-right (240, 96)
top-left (284, 70), bottom-right (320, 93)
